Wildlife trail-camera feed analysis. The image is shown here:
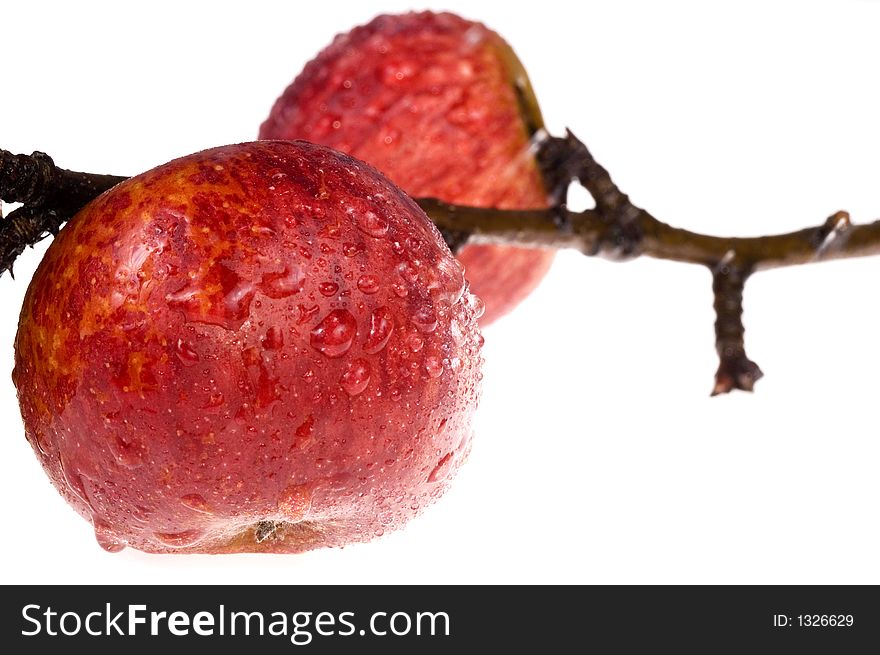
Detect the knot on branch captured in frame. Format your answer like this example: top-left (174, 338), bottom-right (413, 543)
top-left (812, 210), bottom-right (852, 257)
top-left (711, 256), bottom-right (763, 395)
top-left (0, 149), bottom-right (126, 277)
top-left (537, 130), bottom-right (644, 259)
top-left (591, 204), bottom-right (644, 260)
top-left (0, 151), bottom-right (58, 206)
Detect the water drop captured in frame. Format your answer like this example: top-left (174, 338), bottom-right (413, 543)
top-left (111, 435), bottom-right (148, 468)
top-left (60, 458), bottom-right (92, 509)
top-left (204, 392), bottom-right (225, 409)
top-left (357, 274), bottom-right (380, 294)
top-left (449, 319), bottom-right (465, 345)
top-left (277, 484), bottom-right (312, 522)
top-left (425, 356), bottom-right (444, 379)
top-left (342, 242), bottom-right (363, 257)
top-left (407, 333), bottom-right (424, 352)
top-left (166, 263), bottom-right (256, 330)
top-left (353, 209), bottom-right (389, 238)
top-left (310, 309), bottom-right (357, 358)
top-left (391, 282), bottom-right (408, 298)
top-left (175, 339), bottom-right (200, 365)
top-left (224, 279), bottom-right (257, 322)
top-left (340, 358), bottom-right (371, 396)
top-left (260, 266), bottom-right (305, 299)
top-left (428, 452), bottom-right (455, 483)
top-left (466, 293), bottom-right (486, 319)
top-left (412, 306), bottom-right (438, 333)
top-left (296, 303), bottom-right (320, 325)
top-left (435, 255), bottom-right (467, 305)
top-left (93, 518), bottom-right (126, 553)
top-left (154, 529), bottom-right (206, 548)
top-left (263, 325), bottom-right (284, 350)
top-left (180, 494), bottom-right (212, 514)
top-left (363, 307), bottom-right (394, 354)
top-left (242, 346), bottom-right (261, 367)
top-left (318, 281), bottom-right (339, 297)
top-left (397, 260), bottom-right (419, 283)
top-left (295, 414), bottom-right (315, 444)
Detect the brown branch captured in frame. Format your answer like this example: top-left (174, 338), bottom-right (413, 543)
top-left (0, 149), bottom-right (125, 275)
top-left (710, 261), bottom-right (762, 396)
top-left (420, 131), bottom-right (880, 394)
top-left (2, 138), bottom-right (879, 394)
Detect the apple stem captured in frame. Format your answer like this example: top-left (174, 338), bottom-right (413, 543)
top-left (3, 139), bottom-right (880, 394)
top-left (0, 149), bottom-right (125, 276)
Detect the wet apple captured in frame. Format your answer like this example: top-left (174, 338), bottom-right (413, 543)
top-left (261, 11), bottom-right (555, 324)
top-left (14, 140), bottom-right (483, 553)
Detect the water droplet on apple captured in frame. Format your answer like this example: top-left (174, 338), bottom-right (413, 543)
top-left (340, 358), bottom-right (371, 396)
top-left (449, 318), bottom-right (465, 345)
top-left (93, 518), bottom-right (126, 553)
top-left (391, 282), bottom-right (408, 298)
top-left (425, 356), bottom-right (444, 379)
top-left (180, 493), bottom-right (212, 514)
top-left (260, 266), bottom-right (305, 299)
top-left (397, 260), bottom-right (419, 283)
top-left (406, 333), bottom-right (424, 352)
top-left (342, 242), bottom-right (362, 257)
top-left (353, 208), bottom-right (389, 238)
top-left (175, 339), bottom-right (200, 365)
top-left (60, 458), bottom-right (93, 510)
top-left (428, 452), bottom-right (455, 483)
top-left (466, 293), bottom-right (485, 319)
top-left (241, 346), bottom-right (261, 367)
top-left (318, 281), bottom-right (339, 296)
top-left (310, 309), bottom-right (357, 358)
top-left (412, 306), bottom-right (438, 333)
top-left (154, 529), bottom-right (206, 548)
top-left (262, 325), bottom-right (284, 350)
top-left (363, 307), bottom-right (394, 354)
top-left (111, 435), bottom-right (148, 468)
top-left (224, 279), bottom-right (257, 322)
top-left (204, 392), bottom-right (225, 409)
top-left (295, 414), bottom-right (315, 444)
top-left (356, 274), bottom-right (380, 294)
top-left (166, 264), bottom-right (256, 330)
top-left (296, 303), bottom-right (320, 325)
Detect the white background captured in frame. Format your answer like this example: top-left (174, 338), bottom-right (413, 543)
top-left (2, 0), bottom-right (879, 584)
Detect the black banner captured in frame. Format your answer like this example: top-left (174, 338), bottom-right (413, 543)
top-left (2, 586), bottom-right (876, 652)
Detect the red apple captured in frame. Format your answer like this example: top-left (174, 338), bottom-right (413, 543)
top-left (260, 11), bottom-right (554, 325)
top-left (13, 140), bottom-right (483, 553)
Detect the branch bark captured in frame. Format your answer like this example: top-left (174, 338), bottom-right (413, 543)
top-left (0, 150), bottom-right (125, 276)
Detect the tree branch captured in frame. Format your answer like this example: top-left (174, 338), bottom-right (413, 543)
top-left (0, 150), bottom-right (125, 275)
top-left (2, 137), bottom-right (879, 394)
top-left (710, 260), bottom-right (762, 396)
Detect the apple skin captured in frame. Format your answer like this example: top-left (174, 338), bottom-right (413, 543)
top-left (260, 11), bottom-right (554, 325)
top-left (13, 140), bottom-right (483, 554)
